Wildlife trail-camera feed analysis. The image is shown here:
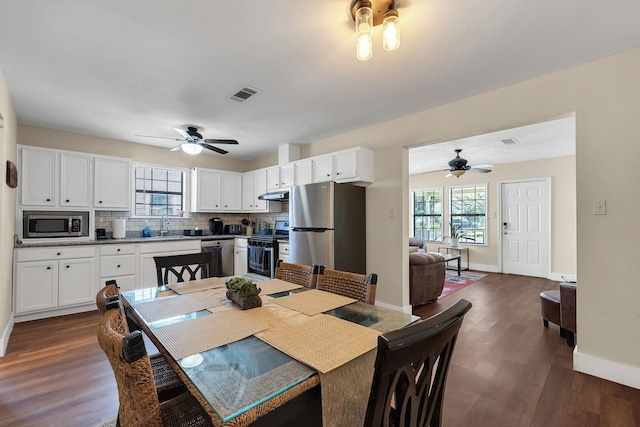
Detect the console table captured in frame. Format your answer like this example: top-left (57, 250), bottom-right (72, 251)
top-left (437, 246), bottom-right (470, 272)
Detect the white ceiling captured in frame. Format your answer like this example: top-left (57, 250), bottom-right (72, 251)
top-left (408, 116), bottom-right (576, 175)
top-left (1, 1), bottom-right (640, 160)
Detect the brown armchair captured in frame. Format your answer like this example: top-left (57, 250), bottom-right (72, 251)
top-left (409, 252), bottom-right (446, 305)
top-left (560, 282), bottom-right (577, 347)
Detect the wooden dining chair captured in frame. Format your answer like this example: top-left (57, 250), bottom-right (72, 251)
top-left (154, 252), bottom-right (212, 287)
top-left (275, 260), bottom-right (323, 289)
top-left (98, 292), bottom-right (186, 403)
top-left (97, 306), bottom-right (213, 427)
top-left (364, 298), bottom-right (472, 427)
top-left (315, 267), bottom-right (378, 304)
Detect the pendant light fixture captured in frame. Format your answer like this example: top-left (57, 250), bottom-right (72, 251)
top-left (351, 0), bottom-right (400, 61)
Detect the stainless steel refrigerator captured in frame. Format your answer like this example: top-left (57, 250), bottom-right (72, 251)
top-left (289, 181), bottom-right (366, 274)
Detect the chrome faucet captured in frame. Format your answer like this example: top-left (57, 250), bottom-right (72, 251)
top-left (160, 214), bottom-right (170, 236)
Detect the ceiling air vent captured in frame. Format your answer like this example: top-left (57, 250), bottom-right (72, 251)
top-left (501, 138), bottom-right (519, 145)
top-left (229, 86), bottom-right (260, 103)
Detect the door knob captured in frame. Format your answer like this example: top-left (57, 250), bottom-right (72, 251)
top-left (503, 222), bottom-right (508, 235)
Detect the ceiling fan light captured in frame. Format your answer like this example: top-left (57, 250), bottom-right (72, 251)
top-left (181, 143), bottom-right (203, 155)
top-left (450, 169), bottom-right (465, 178)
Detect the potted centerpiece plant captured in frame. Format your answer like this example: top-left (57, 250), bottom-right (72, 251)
top-left (225, 277), bottom-right (262, 310)
top-left (448, 222), bottom-right (475, 247)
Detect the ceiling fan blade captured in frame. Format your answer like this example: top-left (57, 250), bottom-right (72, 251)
top-left (202, 143), bottom-right (228, 155)
top-left (470, 163), bottom-right (495, 168)
top-left (135, 134), bottom-right (182, 141)
top-left (469, 168), bottom-right (492, 173)
top-left (203, 139), bottom-right (239, 145)
top-left (173, 127), bottom-right (191, 140)
top-left (170, 144), bottom-right (182, 152)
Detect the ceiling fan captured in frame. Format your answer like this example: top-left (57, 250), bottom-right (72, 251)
top-left (136, 126), bottom-right (238, 155)
top-left (443, 149), bottom-right (494, 178)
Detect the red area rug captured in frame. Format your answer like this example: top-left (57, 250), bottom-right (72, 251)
top-left (439, 271), bottom-right (487, 299)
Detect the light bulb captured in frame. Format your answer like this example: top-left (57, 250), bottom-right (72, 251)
top-left (383, 10), bottom-right (400, 51)
top-left (355, 4), bottom-right (373, 42)
top-left (181, 143), bottom-right (204, 155)
top-left (357, 36), bottom-right (373, 61)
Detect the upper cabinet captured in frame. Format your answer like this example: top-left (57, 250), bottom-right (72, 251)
top-left (266, 166), bottom-right (281, 192)
top-left (312, 147), bottom-right (374, 184)
top-left (94, 157), bottom-right (131, 210)
top-left (20, 148), bottom-right (57, 206)
top-left (191, 168), bottom-right (243, 212)
top-left (280, 164), bottom-right (295, 189)
top-left (241, 169), bottom-right (281, 213)
top-left (295, 160), bottom-right (313, 186)
top-left (20, 148), bottom-right (92, 208)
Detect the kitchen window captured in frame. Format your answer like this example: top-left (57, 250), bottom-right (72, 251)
top-left (449, 184), bottom-right (486, 244)
top-left (134, 165), bottom-right (185, 216)
top-left (411, 188), bottom-right (443, 241)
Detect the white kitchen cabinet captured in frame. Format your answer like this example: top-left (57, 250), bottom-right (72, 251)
top-left (14, 246), bottom-right (97, 319)
top-left (234, 237), bottom-right (248, 277)
top-left (191, 168), bottom-right (242, 212)
top-left (20, 148), bottom-right (57, 206)
top-left (280, 164), bottom-right (295, 189)
top-left (94, 157), bottom-right (131, 209)
top-left (295, 160), bottom-right (313, 186)
top-left (312, 155), bottom-right (334, 183)
top-left (99, 244), bottom-right (137, 292)
top-left (278, 242), bottom-right (290, 263)
top-left (221, 172), bottom-right (242, 211)
top-left (60, 152), bottom-right (92, 207)
top-left (311, 147), bottom-right (374, 184)
top-left (138, 240), bottom-right (201, 287)
top-left (20, 148), bottom-right (92, 208)
top-left (241, 172), bottom-right (256, 211)
top-left (241, 169), bottom-right (281, 213)
top-left (266, 166), bottom-right (281, 192)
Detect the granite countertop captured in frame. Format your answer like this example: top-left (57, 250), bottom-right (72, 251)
top-left (15, 234), bottom-right (251, 248)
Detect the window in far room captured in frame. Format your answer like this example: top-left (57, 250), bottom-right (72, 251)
top-left (449, 184), bottom-right (486, 244)
top-left (134, 165), bottom-right (185, 216)
top-left (411, 188), bottom-right (443, 241)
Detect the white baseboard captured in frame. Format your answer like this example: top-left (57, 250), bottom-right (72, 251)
top-left (376, 300), bottom-right (413, 314)
top-left (549, 272), bottom-right (577, 282)
top-left (468, 263), bottom-right (499, 272)
top-left (574, 346), bottom-right (640, 389)
top-left (0, 313), bottom-right (15, 357)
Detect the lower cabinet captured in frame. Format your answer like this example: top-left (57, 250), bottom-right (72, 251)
top-left (14, 246), bottom-right (97, 319)
top-left (138, 240), bottom-right (202, 287)
top-left (99, 244), bottom-right (137, 292)
top-left (234, 237), bottom-right (248, 277)
top-left (278, 243), bottom-right (290, 263)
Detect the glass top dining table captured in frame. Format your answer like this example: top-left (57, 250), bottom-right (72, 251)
top-left (120, 282), bottom-right (419, 425)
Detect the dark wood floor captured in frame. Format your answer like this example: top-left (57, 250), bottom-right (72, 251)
top-left (0, 273), bottom-right (638, 426)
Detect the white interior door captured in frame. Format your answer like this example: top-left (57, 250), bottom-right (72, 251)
top-left (501, 179), bottom-right (550, 277)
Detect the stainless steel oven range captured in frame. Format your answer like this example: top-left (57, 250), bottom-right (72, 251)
top-left (247, 220), bottom-right (289, 278)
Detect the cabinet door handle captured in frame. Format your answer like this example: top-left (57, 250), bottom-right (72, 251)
top-left (46, 266), bottom-right (51, 270)
top-left (46, 198), bottom-right (51, 202)
top-left (99, 201), bottom-right (103, 204)
top-left (117, 248), bottom-right (121, 252)
top-left (57, 252), bottom-right (61, 256)
top-left (117, 265), bottom-right (121, 268)
top-left (66, 199), bottom-right (70, 202)
top-left (66, 265), bottom-right (70, 269)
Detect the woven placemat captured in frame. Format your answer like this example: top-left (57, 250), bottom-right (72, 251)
top-left (269, 289), bottom-right (356, 316)
top-left (257, 314), bottom-right (380, 373)
top-left (168, 277), bottom-right (226, 294)
top-left (257, 278), bottom-right (303, 295)
top-left (153, 309), bottom-right (270, 360)
top-left (133, 290), bottom-right (223, 322)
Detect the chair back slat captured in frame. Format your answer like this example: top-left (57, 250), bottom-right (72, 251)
top-left (154, 252), bottom-right (213, 287)
top-left (96, 281), bottom-right (120, 314)
top-left (364, 299), bottom-right (472, 427)
top-left (316, 268), bottom-right (378, 304)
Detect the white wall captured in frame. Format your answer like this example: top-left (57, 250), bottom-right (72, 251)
top-left (409, 155), bottom-right (577, 277)
top-left (295, 47), bottom-right (640, 386)
top-left (0, 67), bottom-right (18, 356)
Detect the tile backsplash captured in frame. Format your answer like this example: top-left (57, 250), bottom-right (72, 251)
top-left (95, 206), bottom-right (289, 238)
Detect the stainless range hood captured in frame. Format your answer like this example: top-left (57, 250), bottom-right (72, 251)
top-left (258, 189), bottom-right (289, 201)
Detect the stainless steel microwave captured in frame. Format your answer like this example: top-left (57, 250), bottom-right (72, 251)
top-left (23, 211), bottom-right (89, 238)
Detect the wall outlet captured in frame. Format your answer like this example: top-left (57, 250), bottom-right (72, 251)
top-left (388, 208), bottom-right (396, 218)
top-left (593, 200), bottom-right (607, 215)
